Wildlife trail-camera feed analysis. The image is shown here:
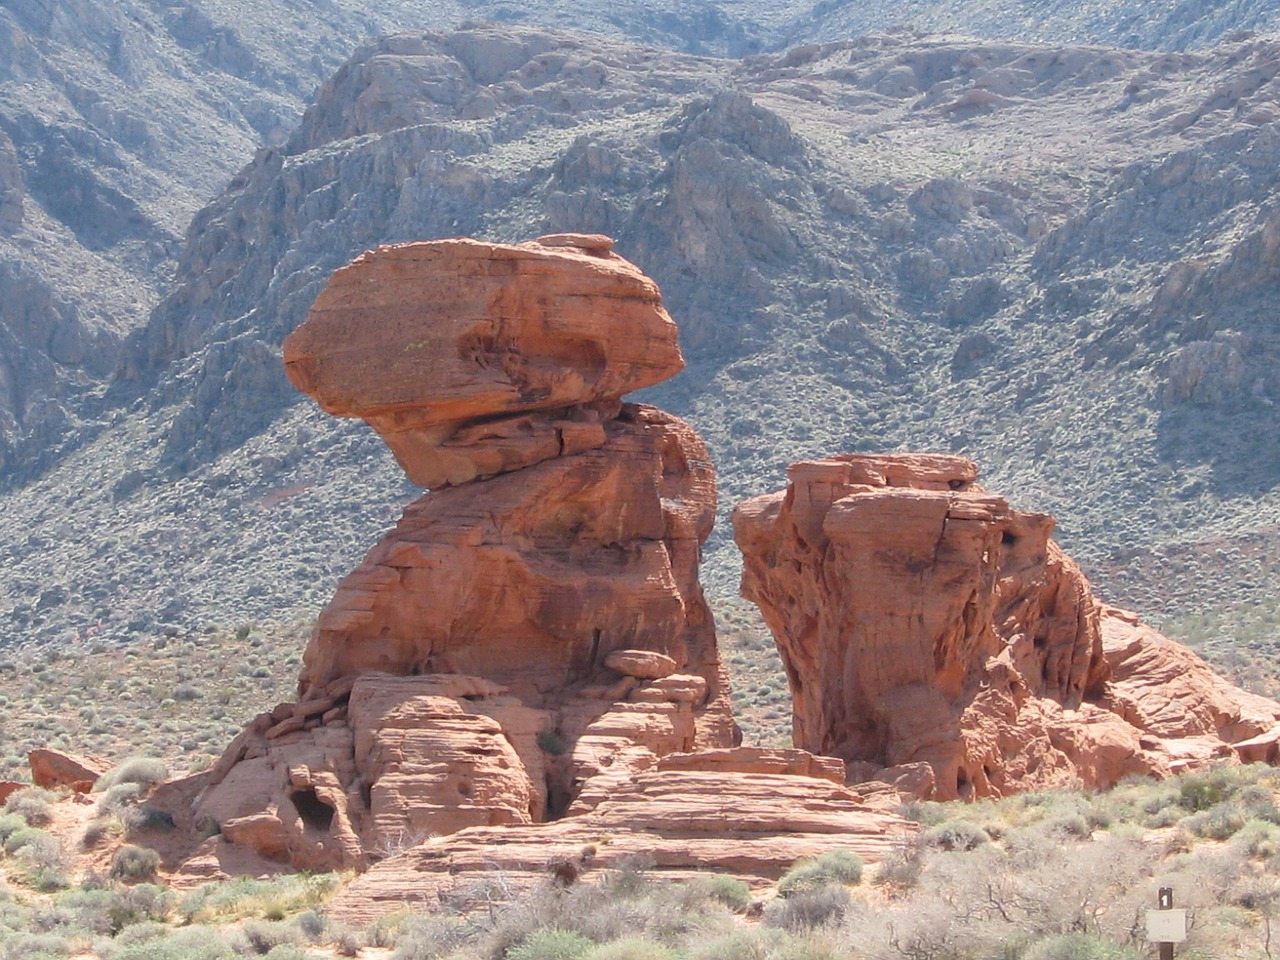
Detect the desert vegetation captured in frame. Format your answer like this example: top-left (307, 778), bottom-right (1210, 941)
top-left (0, 622), bottom-right (306, 781)
top-left (3, 759), bottom-right (1280, 958)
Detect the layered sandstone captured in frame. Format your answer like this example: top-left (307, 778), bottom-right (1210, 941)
top-left (734, 454), bottom-right (1280, 800)
top-left (326, 749), bottom-right (913, 924)
top-left (176, 236), bottom-right (913, 889)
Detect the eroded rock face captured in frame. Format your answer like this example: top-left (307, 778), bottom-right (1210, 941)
top-left (734, 453), bottom-right (1280, 800)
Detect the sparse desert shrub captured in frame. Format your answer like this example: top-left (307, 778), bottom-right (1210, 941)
top-left (110, 845), bottom-right (162, 881)
top-left (1183, 800), bottom-right (1249, 840)
top-left (1021, 932), bottom-right (1142, 960)
top-left (10, 831), bottom-right (70, 892)
top-left (687, 928), bottom-right (789, 960)
top-left (763, 885), bottom-right (851, 930)
top-left (2, 787), bottom-right (57, 827)
top-left (391, 914), bottom-right (474, 960)
top-left (106, 883), bottom-right (173, 931)
top-left (260, 947), bottom-right (310, 960)
top-left (1233, 819), bottom-right (1280, 859)
top-left (94, 758), bottom-right (169, 794)
top-left (582, 938), bottom-right (678, 960)
top-left (178, 874), bottom-right (338, 924)
top-left (1040, 812), bottom-right (1092, 839)
top-left (108, 918), bottom-right (170, 947)
top-left (505, 929), bottom-right (595, 960)
top-left (232, 918), bottom-right (304, 956)
top-left (921, 819), bottom-right (991, 852)
top-left (0, 931), bottom-right (74, 959)
top-left (363, 908), bottom-right (413, 949)
top-left (872, 839), bottom-right (925, 891)
top-left (81, 815), bottom-right (125, 850)
top-left (111, 926), bottom-right (236, 960)
top-left (291, 909), bottom-right (327, 943)
top-left (777, 850), bottom-right (863, 897)
top-left (96, 783), bottom-right (144, 817)
top-left (4, 825), bottom-right (54, 856)
top-left (686, 874), bottom-right (751, 912)
top-left (0, 813), bottom-right (27, 844)
top-left (330, 922), bottom-right (363, 957)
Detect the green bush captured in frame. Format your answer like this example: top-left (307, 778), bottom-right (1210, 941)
top-left (688, 874), bottom-right (751, 912)
top-left (95, 758), bottom-right (170, 793)
top-left (506, 929), bottom-right (595, 960)
top-left (777, 849), bottom-right (864, 897)
top-left (582, 938), bottom-right (678, 960)
top-left (4, 826), bottom-right (54, 856)
top-left (687, 929), bottom-right (790, 960)
top-left (2, 787), bottom-right (57, 826)
top-left (177, 873), bottom-right (338, 923)
top-left (109, 845), bottom-right (162, 881)
top-left (0, 813), bottom-right (28, 844)
top-left (763, 885), bottom-right (851, 930)
top-left (1183, 801), bottom-right (1249, 840)
top-left (922, 820), bottom-right (991, 851)
top-left (112, 926), bottom-right (236, 960)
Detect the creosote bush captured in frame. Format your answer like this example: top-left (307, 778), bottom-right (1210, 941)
top-left (506, 928), bottom-right (595, 960)
top-left (776, 849), bottom-right (863, 897)
top-left (110, 844), bottom-right (162, 881)
top-left (95, 757), bottom-right (170, 794)
top-left (2, 786), bottom-right (58, 826)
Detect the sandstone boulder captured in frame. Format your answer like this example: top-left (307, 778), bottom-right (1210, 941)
top-left (28, 749), bottom-right (108, 793)
top-left (282, 234), bottom-right (683, 488)
top-left (733, 453), bottom-right (1280, 799)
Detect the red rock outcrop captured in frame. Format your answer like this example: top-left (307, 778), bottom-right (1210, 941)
top-left (325, 748), bottom-right (913, 924)
top-left (175, 235), bottom-right (913, 891)
top-left (28, 749), bottom-right (108, 793)
top-left (734, 454), bottom-right (1280, 800)
top-left (282, 235), bottom-right (682, 489)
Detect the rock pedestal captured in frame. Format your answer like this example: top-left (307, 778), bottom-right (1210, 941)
top-left (177, 236), bottom-right (908, 888)
top-left (734, 453), bottom-right (1280, 800)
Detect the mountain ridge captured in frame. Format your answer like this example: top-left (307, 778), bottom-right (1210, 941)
top-left (2, 13), bottom-right (1280, 670)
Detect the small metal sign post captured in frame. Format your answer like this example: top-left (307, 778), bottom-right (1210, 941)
top-left (1146, 887), bottom-right (1186, 960)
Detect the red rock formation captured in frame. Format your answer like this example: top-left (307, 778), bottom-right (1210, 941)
top-left (325, 748), bottom-right (914, 924)
top-left (188, 235), bottom-right (892, 883)
top-left (28, 749), bottom-right (108, 793)
top-left (172, 237), bottom-right (916, 896)
top-left (282, 234), bottom-right (683, 489)
top-left (734, 453), bottom-right (1280, 800)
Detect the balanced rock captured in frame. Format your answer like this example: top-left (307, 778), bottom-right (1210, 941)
top-left (282, 234), bottom-right (683, 488)
top-left (733, 453), bottom-right (1280, 800)
top-left (181, 236), bottom-right (815, 881)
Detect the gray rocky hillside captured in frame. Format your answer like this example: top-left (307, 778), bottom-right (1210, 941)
top-left (4, 0), bottom-right (1277, 485)
top-left (3, 9), bottom-right (1280, 664)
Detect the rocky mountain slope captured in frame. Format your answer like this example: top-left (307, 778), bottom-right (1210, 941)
top-left (3, 10), bottom-right (1280, 668)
